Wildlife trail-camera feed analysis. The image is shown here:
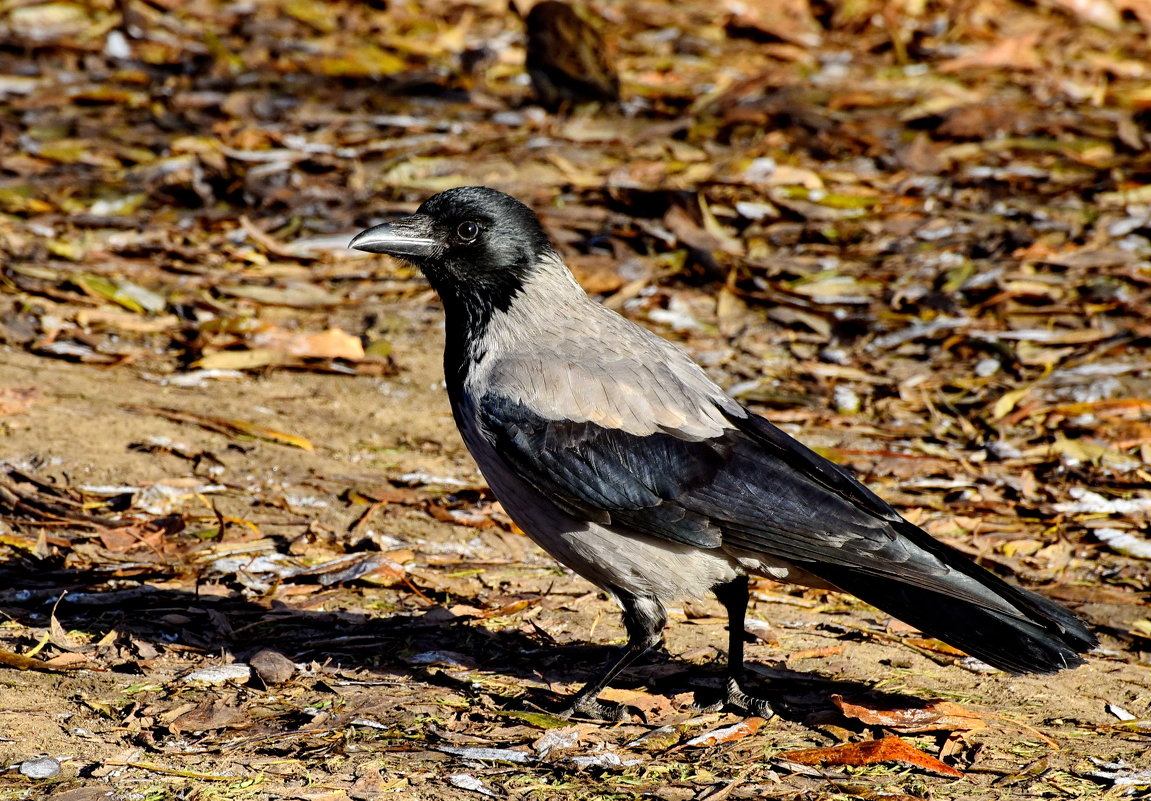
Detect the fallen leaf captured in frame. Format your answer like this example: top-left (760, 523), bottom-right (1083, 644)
top-left (124, 405), bottom-right (314, 451)
top-left (992, 385), bottom-right (1034, 421)
top-left (789, 645), bottom-right (845, 660)
top-left (727, 0), bottom-right (823, 47)
top-left (194, 349), bottom-right (282, 371)
top-left (169, 700), bottom-right (245, 732)
top-left (780, 736), bottom-right (963, 778)
top-left (42, 652), bottom-right (92, 669)
top-left (940, 33), bottom-right (1042, 73)
top-left (832, 695), bottom-right (987, 734)
top-left (0, 649), bottom-right (55, 671)
top-left (682, 717), bottom-right (765, 747)
top-left (599, 687), bottom-right (677, 719)
top-left (1044, 0), bottom-right (1123, 29)
top-left (0, 386), bottom-right (41, 415)
top-left (251, 327), bottom-right (365, 360)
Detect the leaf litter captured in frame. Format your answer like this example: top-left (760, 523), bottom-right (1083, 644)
top-left (2, 0), bottom-right (1151, 799)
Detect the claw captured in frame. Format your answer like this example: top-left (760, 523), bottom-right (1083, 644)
top-left (693, 676), bottom-right (775, 719)
top-left (559, 696), bottom-right (644, 722)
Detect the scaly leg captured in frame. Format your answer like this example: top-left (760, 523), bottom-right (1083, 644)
top-left (706, 575), bottom-right (775, 718)
top-left (559, 590), bottom-right (666, 721)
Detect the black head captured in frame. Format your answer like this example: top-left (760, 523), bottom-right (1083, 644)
top-left (349, 186), bottom-right (553, 314)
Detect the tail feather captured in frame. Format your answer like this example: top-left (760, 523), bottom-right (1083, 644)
top-left (812, 522), bottom-right (1097, 674)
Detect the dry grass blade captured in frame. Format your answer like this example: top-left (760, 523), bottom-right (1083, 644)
top-left (123, 404), bottom-right (314, 451)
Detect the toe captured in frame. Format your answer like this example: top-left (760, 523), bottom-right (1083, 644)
top-left (561, 697), bottom-right (638, 722)
top-left (722, 678), bottom-right (776, 719)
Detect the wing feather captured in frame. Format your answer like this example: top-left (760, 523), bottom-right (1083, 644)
top-left (479, 392), bottom-right (1031, 617)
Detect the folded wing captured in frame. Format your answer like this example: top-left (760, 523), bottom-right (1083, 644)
top-left (479, 389), bottom-right (1096, 674)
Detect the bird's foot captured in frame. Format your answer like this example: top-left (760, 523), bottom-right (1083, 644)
top-left (693, 676), bottom-right (775, 719)
top-left (559, 694), bottom-right (644, 723)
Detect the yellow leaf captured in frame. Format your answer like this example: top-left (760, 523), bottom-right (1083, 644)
top-left (992, 386), bottom-right (1032, 421)
top-left (220, 419), bottom-right (314, 451)
top-left (315, 45), bottom-right (406, 78)
top-left (194, 349), bottom-right (283, 371)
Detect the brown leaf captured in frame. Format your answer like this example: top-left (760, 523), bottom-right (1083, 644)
top-left (1044, 0), bottom-right (1123, 29)
top-left (525, 0), bottom-right (620, 110)
top-left (939, 33), bottom-right (1042, 73)
top-left (0, 386), bottom-right (41, 416)
top-left (682, 717), bottom-right (765, 747)
top-left (790, 645), bottom-right (845, 660)
top-left (569, 254), bottom-right (627, 294)
top-left (249, 649), bottom-right (296, 684)
top-left (42, 652), bottom-right (91, 669)
top-left (347, 486), bottom-right (425, 505)
top-left (781, 735), bottom-right (963, 778)
top-left (0, 649), bottom-right (55, 670)
top-left (902, 638), bottom-right (969, 657)
top-left (169, 700), bottom-right (244, 733)
top-left (832, 695), bottom-right (987, 734)
top-left (598, 687), bottom-right (677, 719)
top-left (252, 326), bottom-right (365, 360)
top-left (728, 0), bottom-right (823, 47)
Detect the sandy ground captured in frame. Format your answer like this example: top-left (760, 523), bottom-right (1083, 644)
top-left (2, 301), bottom-right (1149, 801)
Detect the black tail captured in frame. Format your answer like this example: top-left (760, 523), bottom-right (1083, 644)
top-left (813, 522), bottom-right (1097, 675)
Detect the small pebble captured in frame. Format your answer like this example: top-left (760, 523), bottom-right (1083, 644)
top-left (974, 357), bottom-right (1000, 377)
top-left (249, 649), bottom-right (296, 684)
top-left (20, 756), bottom-right (61, 779)
top-left (181, 664), bottom-right (252, 685)
top-left (833, 385), bottom-right (860, 414)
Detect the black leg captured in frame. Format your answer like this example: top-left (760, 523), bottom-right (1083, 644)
top-left (710, 575), bottom-right (775, 718)
top-left (559, 590), bottom-right (666, 721)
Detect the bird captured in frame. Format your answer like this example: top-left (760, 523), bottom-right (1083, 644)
top-left (522, 1), bottom-right (620, 112)
top-left (350, 186), bottom-right (1096, 721)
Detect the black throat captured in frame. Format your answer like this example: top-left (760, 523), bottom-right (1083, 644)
top-left (433, 260), bottom-right (529, 397)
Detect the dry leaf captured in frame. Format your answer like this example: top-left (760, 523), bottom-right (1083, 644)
top-left (598, 687), bottom-right (677, 719)
top-left (0, 649), bottom-right (55, 671)
top-left (781, 735), bottom-right (963, 778)
top-left (728, 0), bottom-right (823, 47)
top-left (42, 652), bottom-right (91, 669)
top-left (124, 405), bottom-right (314, 451)
top-left (169, 700), bottom-right (244, 732)
top-left (832, 695), bottom-right (987, 734)
top-left (1044, 0), bottom-right (1123, 29)
top-left (682, 717), bottom-right (765, 747)
top-left (252, 327), bottom-right (365, 360)
top-left (0, 386), bottom-right (40, 415)
top-left (940, 33), bottom-right (1042, 73)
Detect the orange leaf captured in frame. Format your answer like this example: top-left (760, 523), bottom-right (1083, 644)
top-left (0, 386), bottom-right (41, 416)
top-left (790, 645), bottom-right (845, 660)
top-left (781, 736), bottom-right (963, 778)
top-left (252, 326), bottom-right (365, 360)
top-left (903, 638), bottom-right (968, 657)
top-left (833, 695), bottom-right (987, 734)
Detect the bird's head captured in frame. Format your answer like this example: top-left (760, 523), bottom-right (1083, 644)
top-left (350, 186), bottom-right (554, 312)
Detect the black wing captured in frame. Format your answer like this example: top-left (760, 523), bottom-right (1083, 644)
top-left (481, 393), bottom-right (931, 583)
top-left (479, 393), bottom-right (1096, 673)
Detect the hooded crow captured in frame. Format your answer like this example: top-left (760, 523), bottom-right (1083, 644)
top-left (350, 186), bottom-right (1096, 721)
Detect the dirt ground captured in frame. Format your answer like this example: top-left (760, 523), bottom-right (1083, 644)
top-left (2, 309), bottom-right (1150, 801)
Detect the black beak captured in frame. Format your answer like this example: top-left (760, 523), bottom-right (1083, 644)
top-left (349, 214), bottom-right (441, 259)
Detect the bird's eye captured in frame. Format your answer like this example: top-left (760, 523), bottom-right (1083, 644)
top-left (456, 221), bottom-right (480, 242)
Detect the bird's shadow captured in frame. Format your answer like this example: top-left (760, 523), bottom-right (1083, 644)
top-left (0, 555), bottom-right (891, 730)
